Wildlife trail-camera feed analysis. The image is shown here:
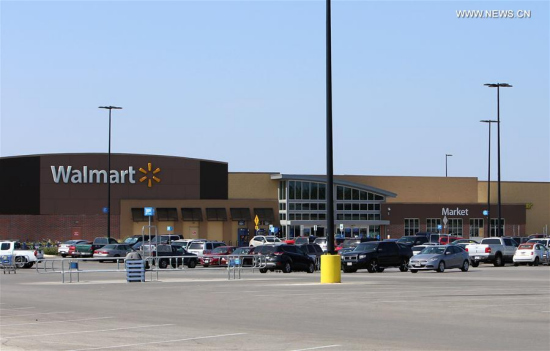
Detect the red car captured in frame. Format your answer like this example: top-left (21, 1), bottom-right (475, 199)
top-left (439, 236), bottom-right (463, 245)
top-left (200, 246), bottom-right (237, 267)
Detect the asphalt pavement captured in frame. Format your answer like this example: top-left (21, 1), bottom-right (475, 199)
top-left (1, 261), bottom-right (549, 351)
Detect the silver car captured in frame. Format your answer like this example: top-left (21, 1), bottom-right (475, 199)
top-left (409, 245), bottom-right (470, 273)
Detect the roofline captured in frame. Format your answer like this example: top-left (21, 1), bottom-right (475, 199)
top-left (271, 174), bottom-right (397, 198)
top-left (0, 153), bottom-right (227, 165)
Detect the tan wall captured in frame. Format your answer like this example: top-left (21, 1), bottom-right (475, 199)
top-left (338, 175), bottom-right (479, 203)
top-left (120, 199), bottom-right (278, 245)
top-left (229, 173), bottom-right (278, 199)
top-left (478, 181), bottom-right (550, 235)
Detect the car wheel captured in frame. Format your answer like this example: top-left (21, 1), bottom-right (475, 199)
top-left (203, 264), bottom-right (209, 268)
top-left (283, 262), bottom-right (292, 273)
top-left (460, 260), bottom-right (469, 272)
top-left (534, 257), bottom-right (540, 266)
top-left (307, 263), bottom-right (315, 274)
top-left (367, 260), bottom-right (378, 273)
top-left (187, 260), bottom-right (196, 269)
top-left (259, 268), bottom-right (268, 273)
top-left (23, 262), bottom-right (34, 269)
top-left (159, 259), bottom-right (168, 269)
top-left (437, 261), bottom-right (445, 273)
top-left (410, 269), bottom-right (418, 273)
top-left (471, 261), bottom-right (480, 267)
top-left (61, 254), bottom-right (67, 258)
top-left (376, 267), bottom-right (385, 273)
top-left (493, 254), bottom-right (503, 267)
top-left (528, 262), bottom-right (533, 266)
top-left (399, 258), bottom-right (409, 272)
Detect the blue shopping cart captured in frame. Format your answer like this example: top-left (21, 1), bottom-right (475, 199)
top-left (1, 255), bottom-right (17, 274)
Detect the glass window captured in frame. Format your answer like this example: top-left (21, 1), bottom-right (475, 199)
top-left (289, 181), bottom-right (295, 199)
top-left (336, 203), bottom-right (343, 211)
top-left (344, 204), bottom-right (351, 211)
top-left (360, 191), bottom-right (368, 200)
top-left (368, 192), bottom-right (374, 200)
top-left (289, 214), bottom-right (295, 220)
top-left (319, 213), bottom-right (326, 220)
top-left (302, 213), bottom-right (310, 220)
top-left (319, 203), bottom-right (326, 211)
top-left (311, 213), bottom-right (318, 220)
top-left (302, 182), bottom-right (310, 200)
top-left (360, 204), bottom-right (368, 211)
top-left (404, 218), bottom-right (420, 236)
top-left (368, 204), bottom-right (374, 211)
top-left (448, 219), bottom-right (463, 236)
top-left (374, 204), bottom-right (380, 211)
top-left (469, 218), bottom-right (484, 237)
top-left (344, 214), bottom-right (352, 220)
top-left (337, 186), bottom-right (344, 200)
top-left (375, 195), bottom-right (384, 200)
top-left (294, 213), bottom-right (301, 220)
top-left (296, 182), bottom-right (302, 200)
top-left (296, 203), bottom-right (302, 211)
top-left (337, 214), bottom-right (344, 220)
top-left (289, 203), bottom-right (295, 211)
top-left (490, 218), bottom-right (505, 237)
top-left (427, 218), bottom-right (441, 233)
top-left (360, 214), bottom-right (367, 220)
top-left (352, 214), bottom-right (359, 220)
top-left (352, 204), bottom-right (359, 211)
top-left (352, 189), bottom-right (359, 200)
top-left (311, 203), bottom-right (318, 210)
top-left (344, 187), bottom-right (352, 200)
top-left (303, 203), bottom-right (310, 211)
top-left (311, 183), bottom-right (318, 200)
top-left (319, 184), bottom-right (326, 200)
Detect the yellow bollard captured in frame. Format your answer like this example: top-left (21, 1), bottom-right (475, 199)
top-left (320, 254), bottom-right (341, 283)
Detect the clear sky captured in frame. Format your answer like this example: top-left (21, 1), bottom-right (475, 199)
top-left (1, 1), bottom-right (548, 182)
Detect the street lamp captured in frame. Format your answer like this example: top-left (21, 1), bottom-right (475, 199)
top-left (445, 154), bottom-right (452, 177)
top-left (484, 83), bottom-right (512, 237)
top-left (480, 120), bottom-right (498, 237)
top-left (98, 106), bottom-right (122, 240)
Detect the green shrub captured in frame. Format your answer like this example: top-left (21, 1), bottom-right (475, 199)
top-left (42, 247), bottom-right (58, 255)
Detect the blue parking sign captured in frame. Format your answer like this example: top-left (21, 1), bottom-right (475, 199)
top-left (437, 224), bottom-right (442, 230)
top-left (144, 207), bottom-right (154, 216)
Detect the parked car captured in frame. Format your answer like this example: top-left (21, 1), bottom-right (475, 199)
top-left (439, 236), bottom-right (463, 245)
top-left (340, 241), bottom-right (412, 273)
top-left (58, 240), bottom-right (89, 257)
top-left (93, 244), bottom-right (134, 262)
top-left (466, 237), bottom-right (517, 267)
top-left (123, 235), bottom-right (155, 247)
top-left (293, 236), bottom-right (317, 245)
top-left (528, 234), bottom-right (548, 239)
top-left (397, 235), bottom-right (429, 247)
top-left (187, 241), bottom-right (226, 258)
top-left (409, 245), bottom-right (470, 273)
top-left (0, 241), bottom-right (44, 268)
top-left (148, 244), bottom-right (198, 269)
top-left (172, 239), bottom-right (206, 251)
top-left (298, 243), bottom-right (324, 270)
top-left (451, 239), bottom-right (479, 245)
top-left (411, 244), bottom-right (437, 256)
top-left (255, 244), bottom-right (315, 273)
top-left (526, 238), bottom-right (550, 248)
top-left (249, 235), bottom-right (282, 247)
top-left (221, 246), bottom-right (256, 266)
top-left (513, 243), bottom-right (548, 266)
top-left (200, 246), bottom-right (237, 267)
top-left (72, 237), bottom-right (119, 257)
top-left (510, 237), bottom-right (530, 246)
top-left (314, 237), bottom-right (328, 252)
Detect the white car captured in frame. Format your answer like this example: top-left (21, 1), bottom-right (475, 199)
top-left (314, 237), bottom-right (328, 252)
top-left (249, 235), bottom-right (282, 247)
top-left (513, 243), bottom-right (548, 266)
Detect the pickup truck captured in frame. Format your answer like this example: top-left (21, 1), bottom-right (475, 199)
top-left (144, 244), bottom-right (198, 269)
top-left (72, 237), bottom-right (119, 258)
top-left (466, 237), bottom-right (518, 267)
top-left (340, 241), bottom-right (412, 273)
top-left (0, 241), bottom-right (44, 268)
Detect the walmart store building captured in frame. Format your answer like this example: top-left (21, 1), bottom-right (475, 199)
top-left (1, 154), bottom-right (548, 244)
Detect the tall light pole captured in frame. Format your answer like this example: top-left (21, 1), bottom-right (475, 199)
top-left (481, 120), bottom-right (498, 237)
top-left (326, 0), bottom-right (334, 255)
top-left (98, 106), bottom-right (122, 240)
top-left (484, 83), bottom-right (512, 237)
top-left (445, 154), bottom-right (452, 177)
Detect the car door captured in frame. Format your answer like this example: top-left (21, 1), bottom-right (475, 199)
top-left (503, 238), bottom-right (517, 261)
top-left (376, 242), bottom-right (392, 266)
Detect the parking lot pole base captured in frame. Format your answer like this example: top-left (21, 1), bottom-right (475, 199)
top-left (320, 254), bottom-right (341, 284)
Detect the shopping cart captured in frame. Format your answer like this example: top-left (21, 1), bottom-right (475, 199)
top-left (1, 255), bottom-right (17, 274)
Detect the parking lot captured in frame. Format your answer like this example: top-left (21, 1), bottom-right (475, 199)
top-left (1, 263), bottom-right (549, 351)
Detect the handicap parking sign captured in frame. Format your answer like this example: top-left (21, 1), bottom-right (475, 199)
top-left (437, 224), bottom-right (442, 230)
top-left (144, 207), bottom-right (155, 216)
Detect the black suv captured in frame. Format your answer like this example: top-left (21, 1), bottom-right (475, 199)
top-left (397, 235), bottom-right (429, 247)
top-left (256, 244), bottom-right (315, 274)
top-left (341, 241), bottom-right (412, 273)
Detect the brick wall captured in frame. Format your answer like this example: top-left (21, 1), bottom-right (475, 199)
top-left (0, 215), bottom-right (120, 242)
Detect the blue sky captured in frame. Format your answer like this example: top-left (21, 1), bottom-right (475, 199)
top-left (1, 1), bottom-right (548, 181)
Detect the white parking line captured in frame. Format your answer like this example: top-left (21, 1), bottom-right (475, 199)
top-left (0, 307), bottom-right (35, 311)
top-left (67, 332), bottom-right (248, 351)
top-left (0, 311), bottom-right (73, 318)
top-left (0, 316), bottom-right (115, 327)
top-left (290, 345), bottom-right (341, 351)
top-left (0, 323), bottom-right (175, 340)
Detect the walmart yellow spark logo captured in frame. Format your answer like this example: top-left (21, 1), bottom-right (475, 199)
top-left (139, 163), bottom-right (161, 188)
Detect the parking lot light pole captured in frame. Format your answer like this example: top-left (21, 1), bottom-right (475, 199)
top-left (480, 120), bottom-right (498, 236)
top-left (484, 83), bottom-right (512, 237)
top-left (99, 106), bottom-right (122, 240)
top-left (445, 154), bottom-right (452, 177)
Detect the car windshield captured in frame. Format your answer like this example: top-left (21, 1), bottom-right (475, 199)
top-left (354, 243), bottom-right (378, 252)
top-left (265, 237), bottom-right (279, 243)
top-left (256, 246), bottom-right (277, 254)
top-left (420, 246), bottom-right (445, 255)
top-left (64, 240), bottom-right (80, 245)
top-left (212, 247), bottom-right (229, 254)
top-left (343, 240), bottom-right (359, 248)
top-left (518, 244), bottom-right (534, 250)
top-left (102, 245), bottom-right (117, 250)
top-left (398, 237), bottom-right (415, 244)
top-left (124, 237), bottom-right (138, 244)
top-left (189, 242), bottom-right (204, 250)
top-left (233, 248), bottom-right (250, 255)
